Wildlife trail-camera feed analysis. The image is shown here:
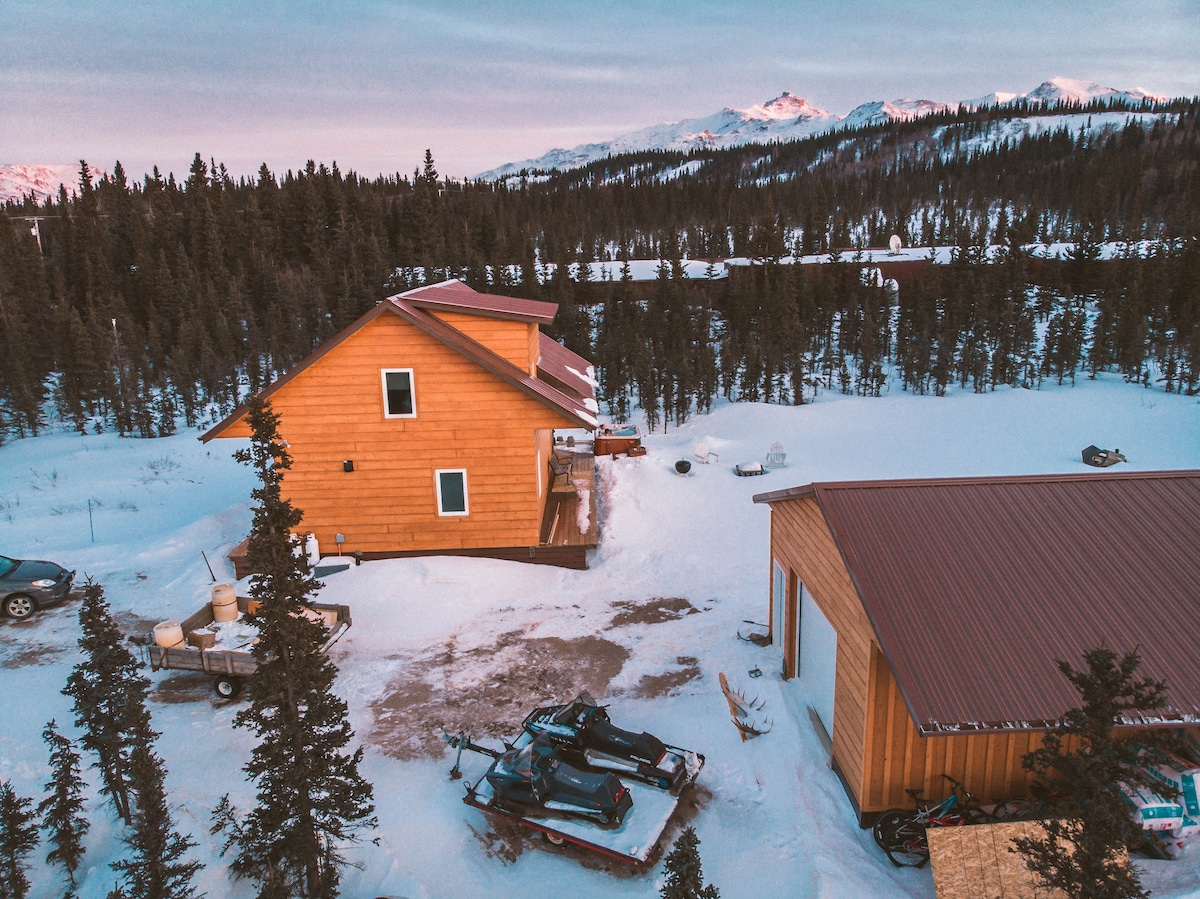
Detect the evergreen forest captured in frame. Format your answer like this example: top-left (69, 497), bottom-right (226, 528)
top-left (1, 98), bottom-right (1198, 441)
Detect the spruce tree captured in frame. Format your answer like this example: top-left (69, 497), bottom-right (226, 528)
top-left (109, 713), bottom-right (201, 899)
top-left (38, 720), bottom-right (89, 896)
top-left (0, 780), bottom-right (39, 899)
top-left (1013, 646), bottom-right (1170, 899)
top-left (63, 581), bottom-right (151, 825)
top-left (660, 827), bottom-right (719, 899)
top-left (214, 394), bottom-right (375, 899)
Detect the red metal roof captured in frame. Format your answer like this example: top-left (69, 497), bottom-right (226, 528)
top-left (401, 279), bottom-right (559, 324)
top-left (754, 471), bottom-right (1200, 733)
top-left (536, 334), bottom-right (597, 410)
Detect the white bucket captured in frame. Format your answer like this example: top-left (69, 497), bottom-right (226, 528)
top-left (211, 583), bottom-right (238, 622)
top-left (153, 620), bottom-right (185, 648)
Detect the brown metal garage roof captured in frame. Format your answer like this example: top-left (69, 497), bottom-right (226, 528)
top-left (754, 471), bottom-right (1200, 734)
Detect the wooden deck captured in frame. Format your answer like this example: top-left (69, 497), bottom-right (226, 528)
top-left (540, 447), bottom-right (599, 551)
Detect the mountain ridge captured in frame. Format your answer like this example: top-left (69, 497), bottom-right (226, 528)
top-left (476, 76), bottom-right (1169, 180)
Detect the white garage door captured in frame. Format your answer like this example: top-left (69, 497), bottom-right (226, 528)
top-left (798, 582), bottom-right (837, 741)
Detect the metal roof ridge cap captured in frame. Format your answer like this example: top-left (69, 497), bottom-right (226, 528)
top-left (397, 277), bottom-right (463, 297)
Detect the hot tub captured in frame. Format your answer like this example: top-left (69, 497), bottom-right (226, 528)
top-left (595, 424), bottom-right (643, 456)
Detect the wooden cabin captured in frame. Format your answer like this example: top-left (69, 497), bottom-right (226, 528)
top-left (752, 470), bottom-right (1200, 824)
top-left (203, 280), bottom-right (599, 569)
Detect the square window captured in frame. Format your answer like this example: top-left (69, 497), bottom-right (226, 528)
top-left (382, 369), bottom-right (415, 418)
top-left (436, 469), bottom-right (468, 516)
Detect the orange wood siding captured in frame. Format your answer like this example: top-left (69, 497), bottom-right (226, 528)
top-left (865, 644), bottom-right (1041, 812)
top-left (219, 312), bottom-right (578, 556)
top-left (769, 494), bottom-right (1045, 816)
top-left (768, 496), bottom-right (876, 809)
top-left (431, 310), bottom-right (538, 373)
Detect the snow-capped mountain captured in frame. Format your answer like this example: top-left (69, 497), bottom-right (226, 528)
top-left (0, 163), bottom-right (81, 205)
top-left (962, 76), bottom-right (1165, 109)
top-left (1022, 75), bottom-right (1165, 108)
top-left (839, 98), bottom-right (955, 131)
top-left (488, 92), bottom-right (842, 180)
top-left (477, 77), bottom-right (1168, 180)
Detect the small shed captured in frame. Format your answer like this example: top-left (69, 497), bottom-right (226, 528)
top-left (752, 470), bottom-right (1200, 824)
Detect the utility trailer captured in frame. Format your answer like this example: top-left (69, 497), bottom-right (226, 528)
top-left (143, 596), bottom-right (351, 697)
top-left (450, 731), bottom-right (703, 867)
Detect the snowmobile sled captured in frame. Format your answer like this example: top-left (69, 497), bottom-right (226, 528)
top-left (484, 734), bottom-right (633, 827)
top-left (447, 728), bottom-right (699, 867)
top-left (522, 692), bottom-right (703, 792)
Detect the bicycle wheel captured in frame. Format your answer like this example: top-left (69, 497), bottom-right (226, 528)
top-left (960, 804), bottom-right (994, 825)
top-left (991, 798), bottom-right (1033, 822)
top-left (872, 809), bottom-right (911, 851)
top-left (884, 820), bottom-right (930, 868)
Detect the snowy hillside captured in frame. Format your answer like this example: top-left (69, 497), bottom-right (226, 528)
top-left (0, 163), bottom-right (83, 205)
top-left (1, 378), bottom-right (1199, 898)
top-left (477, 77), bottom-right (1169, 179)
top-left (1021, 75), bottom-right (1166, 108)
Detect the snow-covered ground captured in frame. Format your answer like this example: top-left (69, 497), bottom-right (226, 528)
top-left (1, 376), bottom-right (1199, 898)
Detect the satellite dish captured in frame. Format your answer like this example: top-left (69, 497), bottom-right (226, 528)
top-left (889, 234), bottom-right (902, 255)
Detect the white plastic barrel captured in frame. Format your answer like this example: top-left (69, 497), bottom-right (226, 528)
top-left (211, 583), bottom-right (238, 622)
top-left (153, 620), bottom-right (185, 648)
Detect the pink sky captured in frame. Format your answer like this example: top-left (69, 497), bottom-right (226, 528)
top-left (3, 0), bottom-right (1197, 181)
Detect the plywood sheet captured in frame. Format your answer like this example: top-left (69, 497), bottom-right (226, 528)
top-left (928, 822), bottom-right (1064, 899)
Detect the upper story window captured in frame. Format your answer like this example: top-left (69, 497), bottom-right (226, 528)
top-left (382, 369), bottom-right (416, 418)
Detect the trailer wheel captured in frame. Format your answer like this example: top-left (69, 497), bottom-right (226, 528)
top-left (214, 675), bottom-right (241, 698)
top-left (542, 831), bottom-right (565, 846)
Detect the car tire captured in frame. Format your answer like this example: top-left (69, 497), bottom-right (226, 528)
top-left (214, 676), bottom-right (241, 699)
top-left (3, 594), bottom-right (35, 620)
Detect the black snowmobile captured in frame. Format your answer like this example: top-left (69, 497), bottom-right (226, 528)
top-left (484, 734), bottom-right (633, 827)
top-left (521, 692), bottom-right (700, 792)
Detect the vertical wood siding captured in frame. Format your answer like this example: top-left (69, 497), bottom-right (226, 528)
top-left (768, 497), bottom-right (876, 806)
top-left (865, 645), bottom-right (1041, 811)
top-left (769, 496), bottom-right (1044, 816)
top-left (219, 311), bottom-right (577, 556)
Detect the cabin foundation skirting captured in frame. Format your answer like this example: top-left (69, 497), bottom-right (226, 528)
top-left (229, 539), bottom-right (590, 577)
top-left (351, 545), bottom-right (591, 570)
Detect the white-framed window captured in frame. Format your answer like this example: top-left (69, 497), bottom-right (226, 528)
top-left (381, 369), bottom-right (416, 418)
top-left (435, 469), bottom-right (469, 516)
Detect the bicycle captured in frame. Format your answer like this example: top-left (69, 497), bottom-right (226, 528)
top-left (872, 775), bottom-right (992, 867)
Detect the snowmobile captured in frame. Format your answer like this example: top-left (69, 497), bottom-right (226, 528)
top-left (483, 734), bottom-right (633, 827)
top-left (521, 692), bottom-right (703, 792)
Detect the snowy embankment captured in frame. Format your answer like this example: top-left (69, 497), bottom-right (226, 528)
top-left (1, 376), bottom-right (1199, 899)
